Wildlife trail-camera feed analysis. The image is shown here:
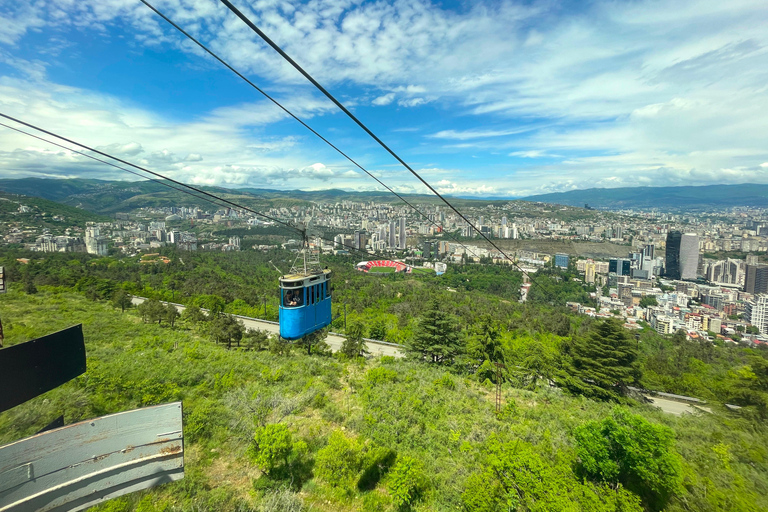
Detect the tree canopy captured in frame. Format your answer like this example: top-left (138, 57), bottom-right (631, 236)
top-left (557, 318), bottom-right (640, 401)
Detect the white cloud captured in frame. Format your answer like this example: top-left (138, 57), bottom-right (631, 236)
top-left (430, 127), bottom-right (534, 140)
top-left (0, 76), bottom-right (346, 188)
top-left (1, 0), bottom-right (768, 194)
top-left (372, 93), bottom-right (395, 106)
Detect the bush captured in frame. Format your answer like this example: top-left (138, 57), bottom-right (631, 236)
top-left (574, 408), bottom-right (683, 510)
top-left (250, 424), bottom-right (293, 475)
top-left (314, 430), bottom-right (362, 488)
top-left (387, 455), bottom-right (427, 510)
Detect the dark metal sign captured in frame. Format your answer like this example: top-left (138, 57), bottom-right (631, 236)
top-left (0, 325), bottom-right (86, 413)
top-left (0, 402), bottom-right (184, 512)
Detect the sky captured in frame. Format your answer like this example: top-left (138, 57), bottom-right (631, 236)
top-left (0, 0), bottom-right (766, 198)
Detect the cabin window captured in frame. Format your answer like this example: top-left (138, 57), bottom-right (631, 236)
top-left (283, 288), bottom-right (304, 308)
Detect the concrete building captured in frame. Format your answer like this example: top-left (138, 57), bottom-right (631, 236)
top-left (554, 253), bottom-right (569, 269)
top-left (609, 258), bottom-right (631, 276)
top-left (585, 260), bottom-right (596, 284)
top-left (745, 264), bottom-right (768, 294)
top-left (745, 294), bottom-right (768, 334)
top-left (398, 218), bottom-right (406, 249)
top-left (680, 233), bottom-right (700, 280)
top-left (665, 231), bottom-right (682, 279)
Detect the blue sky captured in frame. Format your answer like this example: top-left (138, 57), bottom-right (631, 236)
top-left (0, 0), bottom-right (766, 197)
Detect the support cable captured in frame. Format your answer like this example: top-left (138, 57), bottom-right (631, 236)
top-left (217, 0), bottom-right (557, 299)
top-left (139, 1), bottom-right (448, 236)
top-left (0, 113), bottom-right (376, 261)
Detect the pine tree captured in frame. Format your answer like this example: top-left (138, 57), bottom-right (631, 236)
top-left (558, 318), bottom-right (640, 401)
top-left (341, 322), bottom-right (367, 358)
top-left (408, 298), bottom-right (462, 365)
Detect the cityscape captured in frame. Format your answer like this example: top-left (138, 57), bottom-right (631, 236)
top-left (4, 188), bottom-right (768, 347)
top-left (1, 0), bottom-right (767, 509)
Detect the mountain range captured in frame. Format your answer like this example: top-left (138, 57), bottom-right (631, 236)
top-left (523, 184), bottom-right (768, 210)
top-left (0, 178), bottom-right (764, 213)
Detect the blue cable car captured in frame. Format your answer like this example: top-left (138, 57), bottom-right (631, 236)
top-left (279, 268), bottom-right (332, 340)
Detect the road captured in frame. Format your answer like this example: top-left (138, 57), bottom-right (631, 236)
top-left (130, 297), bottom-right (403, 358)
top-left (643, 395), bottom-right (712, 416)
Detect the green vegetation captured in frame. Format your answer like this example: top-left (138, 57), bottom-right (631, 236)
top-left (1, 244), bottom-right (768, 511)
top-left (369, 266), bottom-right (396, 273)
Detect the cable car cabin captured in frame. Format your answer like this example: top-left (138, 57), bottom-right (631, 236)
top-left (279, 269), bottom-right (332, 340)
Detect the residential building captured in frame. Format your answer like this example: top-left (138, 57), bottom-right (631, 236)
top-left (745, 294), bottom-right (768, 334)
top-left (745, 264), bottom-right (768, 294)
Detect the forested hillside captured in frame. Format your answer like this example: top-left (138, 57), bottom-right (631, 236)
top-left (1, 248), bottom-right (767, 511)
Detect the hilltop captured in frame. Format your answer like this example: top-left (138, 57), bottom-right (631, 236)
top-left (0, 178), bottom-right (603, 220)
top-left (523, 183), bottom-right (768, 210)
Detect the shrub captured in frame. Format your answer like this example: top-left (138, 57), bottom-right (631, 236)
top-left (387, 455), bottom-right (427, 510)
top-left (250, 424), bottom-right (293, 475)
top-left (574, 408), bottom-right (683, 510)
top-left (314, 430), bottom-right (362, 488)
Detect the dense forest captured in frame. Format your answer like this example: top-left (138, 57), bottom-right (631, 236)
top-left (1, 247), bottom-right (767, 511)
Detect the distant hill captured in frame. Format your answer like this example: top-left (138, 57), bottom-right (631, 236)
top-left (523, 184), bottom-right (768, 209)
top-left (0, 178), bottom-right (513, 214)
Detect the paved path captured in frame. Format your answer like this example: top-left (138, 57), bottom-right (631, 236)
top-left (130, 297), bottom-right (403, 358)
top-left (643, 395), bottom-right (712, 416)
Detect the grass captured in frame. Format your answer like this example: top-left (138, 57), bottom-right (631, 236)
top-left (1, 287), bottom-right (767, 512)
top-left (368, 266), bottom-right (396, 273)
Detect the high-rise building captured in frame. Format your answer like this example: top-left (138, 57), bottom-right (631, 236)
top-left (585, 260), bottom-right (596, 284)
top-left (388, 221), bottom-right (396, 248)
top-left (554, 253), bottom-right (569, 268)
top-left (642, 244), bottom-right (655, 261)
top-left (679, 233), bottom-right (699, 280)
top-left (745, 294), bottom-right (768, 334)
top-left (398, 218), bottom-right (406, 249)
top-left (745, 264), bottom-right (768, 294)
top-left (665, 231), bottom-right (682, 279)
top-left (609, 258), bottom-right (631, 276)
top-left (354, 231), bottom-right (367, 250)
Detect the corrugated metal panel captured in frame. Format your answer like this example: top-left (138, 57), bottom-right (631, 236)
top-left (0, 402), bottom-right (184, 512)
top-left (0, 325), bottom-right (86, 413)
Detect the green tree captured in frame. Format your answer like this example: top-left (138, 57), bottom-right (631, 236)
top-left (369, 320), bottom-right (387, 341)
top-left (250, 423), bottom-right (293, 475)
top-left (298, 327), bottom-right (330, 356)
top-left (137, 298), bottom-right (165, 324)
top-left (164, 303), bottom-right (179, 328)
top-left (111, 289), bottom-right (132, 313)
top-left (639, 296), bottom-right (658, 308)
top-left (574, 408), bottom-right (683, 510)
top-left (462, 435), bottom-right (642, 512)
top-left (243, 328), bottom-right (270, 351)
top-left (407, 298), bottom-right (462, 365)
top-left (342, 321), bottom-right (367, 358)
top-left (209, 314), bottom-right (244, 349)
top-left (387, 455), bottom-right (427, 510)
top-left (467, 317), bottom-right (505, 382)
top-left (557, 318), bottom-right (640, 401)
top-left (315, 430), bottom-right (362, 488)
top-left (181, 304), bottom-right (206, 324)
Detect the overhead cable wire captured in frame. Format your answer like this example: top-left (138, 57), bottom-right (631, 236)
top-left (0, 113), bottom-right (377, 260)
top-left (0, 121), bottom-right (232, 210)
top-left (138, 0), bottom-right (489, 265)
top-left (217, 0), bottom-right (558, 299)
